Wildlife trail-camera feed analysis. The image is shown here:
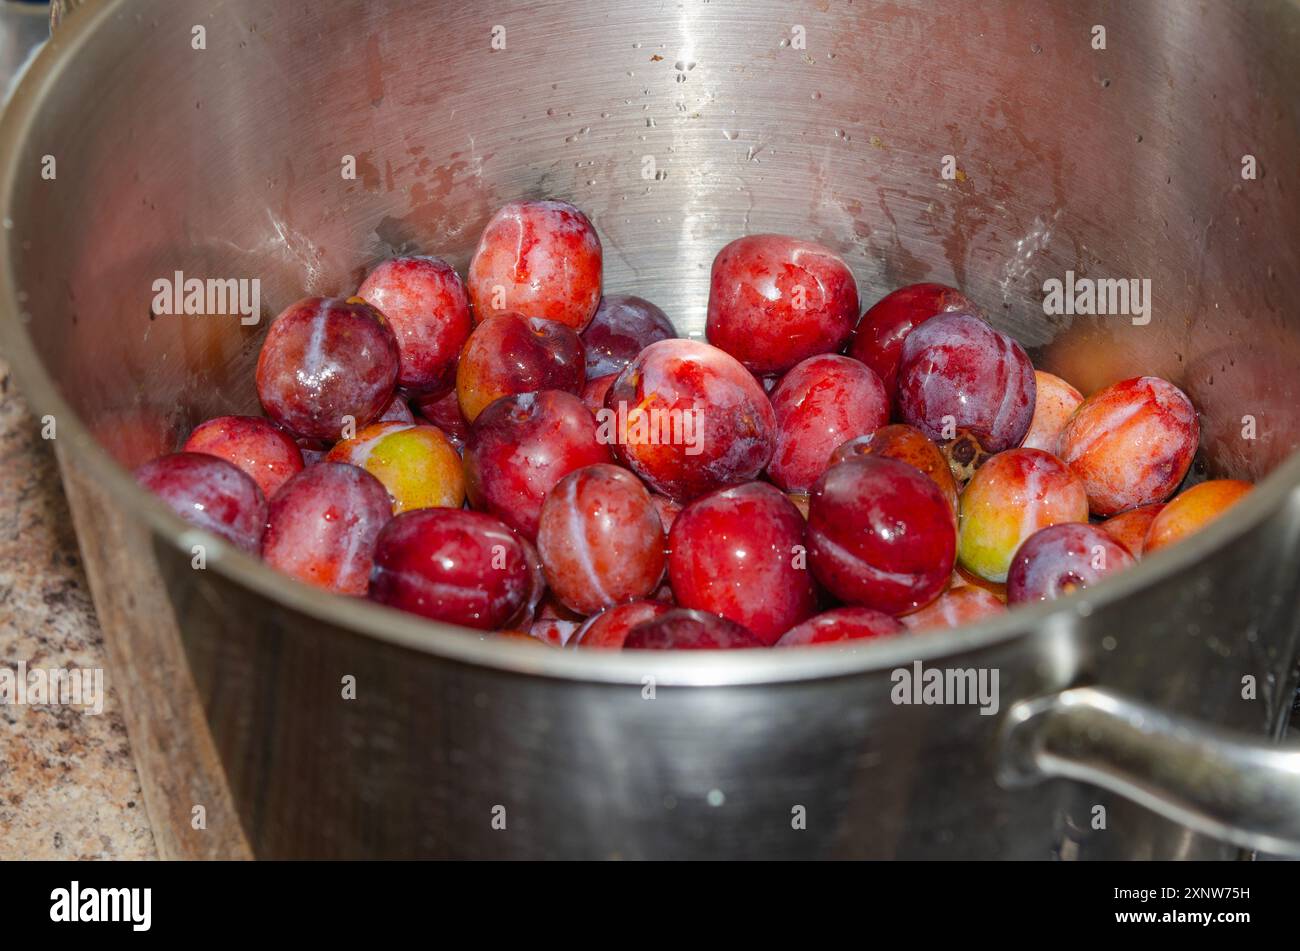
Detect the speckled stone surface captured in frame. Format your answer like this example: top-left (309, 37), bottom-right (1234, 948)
top-left (0, 355), bottom-right (157, 859)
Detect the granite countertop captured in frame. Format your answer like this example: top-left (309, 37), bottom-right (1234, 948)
top-left (0, 354), bottom-right (156, 859)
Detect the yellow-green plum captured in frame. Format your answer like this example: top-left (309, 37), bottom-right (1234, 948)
top-left (957, 448), bottom-right (1088, 582)
top-left (326, 421), bottom-right (465, 513)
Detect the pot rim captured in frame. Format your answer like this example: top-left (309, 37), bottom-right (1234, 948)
top-left (2, 0), bottom-right (1296, 687)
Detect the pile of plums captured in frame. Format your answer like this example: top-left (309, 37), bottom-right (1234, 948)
top-left (135, 198), bottom-right (1252, 650)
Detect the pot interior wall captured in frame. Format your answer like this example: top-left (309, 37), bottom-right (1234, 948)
top-left (6, 0), bottom-right (1300, 480)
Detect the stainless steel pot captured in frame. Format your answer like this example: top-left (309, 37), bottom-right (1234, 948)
top-left (2, 0), bottom-right (1299, 859)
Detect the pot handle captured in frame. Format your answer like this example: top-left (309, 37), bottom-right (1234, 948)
top-left (999, 686), bottom-right (1300, 856)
